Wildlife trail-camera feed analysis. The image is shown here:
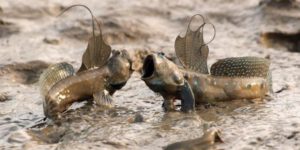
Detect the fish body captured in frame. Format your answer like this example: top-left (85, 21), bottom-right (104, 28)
top-left (39, 5), bottom-right (135, 119)
top-left (43, 67), bottom-right (109, 117)
top-left (142, 54), bottom-right (271, 111)
top-left (142, 15), bottom-right (272, 112)
top-left (41, 50), bottom-right (133, 119)
top-left (184, 70), bottom-right (269, 104)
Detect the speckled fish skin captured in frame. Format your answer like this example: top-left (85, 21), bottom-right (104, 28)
top-left (142, 54), bottom-right (271, 110)
top-left (184, 69), bottom-right (270, 104)
top-left (210, 57), bottom-right (270, 78)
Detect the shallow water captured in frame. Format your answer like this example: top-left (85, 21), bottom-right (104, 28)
top-left (1, 0), bottom-right (300, 149)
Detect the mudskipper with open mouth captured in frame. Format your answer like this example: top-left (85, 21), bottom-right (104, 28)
top-left (141, 14), bottom-right (272, 112)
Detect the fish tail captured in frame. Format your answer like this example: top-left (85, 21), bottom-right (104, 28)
top-left (39, 62), bottom-right (74, 96)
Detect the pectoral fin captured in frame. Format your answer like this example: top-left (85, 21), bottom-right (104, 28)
top-left (180, 80), bottom-right (195, 112)
top-left (93, 90), bottom-right (113, 108)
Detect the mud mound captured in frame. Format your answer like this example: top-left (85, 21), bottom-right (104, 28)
top-left (260, 1), bottom-right (300, 52)
top-left (0, 19), bottom-right (19, 38)
top-left (0, 92), bottom-right (10, 102)
top-left (0, 60), bottom-right (49, 84)
top-left (2, 5), bottom-right (65, 19)
top-left (260, 32), bottom-right (300, 52)
top-left (60, 16), bottom-right (156, 44)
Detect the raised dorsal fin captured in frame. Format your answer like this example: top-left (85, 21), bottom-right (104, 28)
top-left (78, 33), bottom-right (111, 72)
top-left (175, 14), bottom-right (215, 74)
top-left (58, 4), bottom-right (111, 72)
top-left (210, 57), bottom-right (270, 78)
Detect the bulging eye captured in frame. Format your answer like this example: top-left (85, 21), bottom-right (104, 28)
top-left (158, 52), bottom-right (165, 57)
top-left (113, 50), bottom-right (121, 56)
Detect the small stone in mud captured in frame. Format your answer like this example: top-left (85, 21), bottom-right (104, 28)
top-left (134, 113), bottom-right (144, 123)
top-left (286, 131), bottom-right (299, 139)
top-left (128, 113), bottom-right (144, 123)
top-left (0, 93), bottom-right (10, 102)
top-left (43, 37), bottom-right (60, 45)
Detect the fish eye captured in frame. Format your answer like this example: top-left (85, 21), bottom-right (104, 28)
top-left (113, 50), bottom-right (121, 56)
top-left (158, 52), bottom-right (165, 58)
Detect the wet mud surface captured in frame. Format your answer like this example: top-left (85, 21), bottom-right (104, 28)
top-left (1, 0), bottom-right (300, 149)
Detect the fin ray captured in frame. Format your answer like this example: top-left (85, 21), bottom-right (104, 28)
top-left (93, 90), bottom-right (113, 108)
top-left (39, 62), bottom-right (74, 96)
top-left (79, 34), bottom-right (111, 72)
top-left (175, 15), bottom-right (211, 74)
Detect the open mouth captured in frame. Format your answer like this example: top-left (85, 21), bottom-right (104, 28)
top-left (142, 55), bottom-right (155, 79)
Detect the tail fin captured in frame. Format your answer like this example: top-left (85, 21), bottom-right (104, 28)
top-left (39, 62), bottom-right (75, 96)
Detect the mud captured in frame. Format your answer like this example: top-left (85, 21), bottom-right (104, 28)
top-left (0, 19), bottom-right (19, 38)
top-left (0, 61), bottom-right (49, 84)
top-left (0, 92), bottom-right (10, 102)
top-left (1, 0), bottom-right (300, 149)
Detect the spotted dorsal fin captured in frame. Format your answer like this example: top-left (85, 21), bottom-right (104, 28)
top-left (210, 57), bottom-right (270, 78)
top-left (58, 4), bottom-right (111, 72)
top-left (175, 14), bottom-right (215, 74)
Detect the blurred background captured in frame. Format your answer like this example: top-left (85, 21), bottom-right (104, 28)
top-left (1, 0), bottom-right (300, 149)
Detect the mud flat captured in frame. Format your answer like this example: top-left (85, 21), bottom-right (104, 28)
top-left (1, 0), bottom-right (300, 149)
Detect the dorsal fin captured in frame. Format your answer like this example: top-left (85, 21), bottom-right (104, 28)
top-left (58, 4), bottom-right (111, 72)
top-left (175, 14), bottom-right (215, 74)
top-left (210, 57), bottom-right (270, 78)
top-left (78, 34), bottom-right (111, 72)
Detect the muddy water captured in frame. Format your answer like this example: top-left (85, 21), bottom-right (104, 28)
top-left (1, 0), bottom-right (300, 149)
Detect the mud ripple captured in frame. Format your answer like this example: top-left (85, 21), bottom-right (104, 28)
top-left (2, 5), bottom-right (65, 19)
top-left (60, 16), bottom-right (156, 44)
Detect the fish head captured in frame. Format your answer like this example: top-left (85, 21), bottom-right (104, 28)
top-left (107, 50), bottom-right (134, 87)
top-left (141, 53), bottom-right (185, 94)
top-left (141, 53), bottom-right (195, 112)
